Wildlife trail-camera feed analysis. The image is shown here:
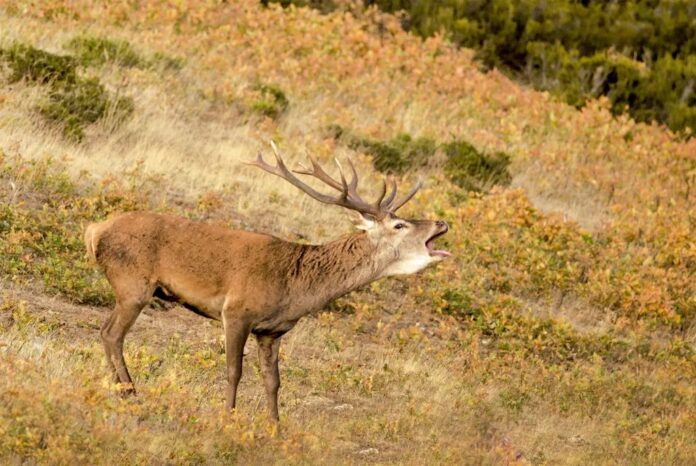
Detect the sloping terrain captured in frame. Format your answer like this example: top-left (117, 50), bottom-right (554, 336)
top-left (1, 1), bottom-right (695, 464)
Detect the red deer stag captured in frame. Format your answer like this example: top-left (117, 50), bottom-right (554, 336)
top-left (85, 142), bottom-right (450, 421)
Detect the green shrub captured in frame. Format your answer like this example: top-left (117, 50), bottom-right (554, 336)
top-left (251, 82), bottom-right (289, 119)
top-left (331, 126), bottom-right (511, 191)
top-left (438, 288), bottom-right (482, 320)
top-left (357, 133), bottom-right (436, 174)
top-left (0, 43), bottom-right (134, 141)
top-left (65, 35), bottom-right (142, 67)
top-left (0, 43), bottom-right (76, 84)
top-left (340, 130), bottom-right (436, 174)
top-left (39, 79), bottom-right (134, 141)
top-left (64, 35), bottom-right (184, 71)
top-left (261, 0), bottom-right (339, 13)
top-left (395, 0), bottom-right (696, 134)
top-left (443, 140), bottom-right (511, 192)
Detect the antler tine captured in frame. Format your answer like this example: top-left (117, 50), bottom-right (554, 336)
top-left (292, 156), bottom-right (317, 176)
top-left (380, 176), bottom-right (398, 210)
top-left (269, 140), bottom-right (286, 168)
top-left (247, 142), bottom-right (341, 205)
top-left (293, 156), bottom-right (344, 192)
top-left (245, 152), bottom-right (277, 173)
top-left (295, 159), bottom-right (312, 174)
top-left (346, 158), bottom-right (359, 193)
top-left (334, 158), bottom-right (349, 192)
top-left (389, 179), bottom-right (423, 212)
top-left (374, 178), bottom-right (388, 208)
top-left (250, 142), bottom-right (384, 217)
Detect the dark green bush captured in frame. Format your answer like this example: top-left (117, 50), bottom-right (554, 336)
top-left (65, 35), bottom-right (143, 67)
top-left (251, 82), bottom-right (289, 119)
top-left (0, 43), bottom-right (76, 84)
top-left (443, 140), bottom-right (511, 192)
top-left (331, 126), bottom-right (511, 191)
top-left (0, 43), bottom-right (134, 141)
top-left (39, 79), bottom-right (134, 141)
top-left (65, 35), bottom-right (184, 71)
top-left (261, 0), bottom-right (339, 13)
top-left (347, 132), bottom-right (437, 174)
top-left (384, 0), bottom-right (696, 134)
top-left (438, 288), bottom-right (482, 320)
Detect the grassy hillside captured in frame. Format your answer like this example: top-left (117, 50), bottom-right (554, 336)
top-left (1, 1), bottom-right (695, 464)
top-left (278, 0), bottom-right (696, 135)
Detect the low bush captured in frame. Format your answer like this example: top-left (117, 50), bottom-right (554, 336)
top-left (348, 132), bottom-right (436, 174)
top-left (260, 0), bottom-right (339, 13)
top-left (65, 35), bottom-right (143, 67)
top-left (0, 43), bottom-right (134, 141)
top-left (332, 126), bottom-right (511, 192)
top-left (435, 287), bottom-right (636, 365)
top-left (443, 139), bottom-right (511, 192)
top-left (39, 78), bottom-right (134, 141)
top-left (251, 82), bottom-right (289, 119)
top-left (0, 43), bottom-right (76, 84)
top-left (65, 35), bottom-right (183, 71)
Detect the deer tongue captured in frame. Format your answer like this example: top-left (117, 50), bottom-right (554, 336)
top-left (426, 235), bottom-right (451, 257)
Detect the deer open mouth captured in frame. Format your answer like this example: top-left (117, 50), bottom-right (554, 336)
top-left (426, 227), bottom-right (451, 258)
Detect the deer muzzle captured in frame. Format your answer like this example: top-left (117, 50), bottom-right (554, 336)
top-left (426, 221), bottom-right (451, 257)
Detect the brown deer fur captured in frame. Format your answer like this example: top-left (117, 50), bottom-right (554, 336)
top-left (85, 149), bottom-right (450, 421)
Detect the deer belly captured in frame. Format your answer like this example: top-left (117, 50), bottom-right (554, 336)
top-left (154, 283), bottom-right (224, 320)
top-left (252, 317), bottom-right (299, 336)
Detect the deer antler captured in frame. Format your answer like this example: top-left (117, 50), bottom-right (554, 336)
top-left (248, 141), bottom-right (421, 219)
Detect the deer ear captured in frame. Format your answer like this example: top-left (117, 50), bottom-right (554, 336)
top-left (347, 211), bottom-right (377, 231)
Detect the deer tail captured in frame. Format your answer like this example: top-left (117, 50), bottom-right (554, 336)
top-left (84, 221), bottom-right (104, 263)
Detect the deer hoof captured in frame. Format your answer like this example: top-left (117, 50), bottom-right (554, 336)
top-left (117, 383), bottom-right (137, 397)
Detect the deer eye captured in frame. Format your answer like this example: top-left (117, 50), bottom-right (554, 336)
top-left (394, 223), bottom-right (407, 230)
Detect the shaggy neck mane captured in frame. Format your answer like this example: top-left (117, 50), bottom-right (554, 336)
top-left (288, 232), bottom-right (383, 301)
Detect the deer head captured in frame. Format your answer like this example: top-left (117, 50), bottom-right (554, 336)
top-left (249, 142), bottom-right (451, 277)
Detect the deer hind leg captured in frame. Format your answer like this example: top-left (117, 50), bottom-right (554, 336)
top-left (101, 286), bottom-right (152, 395)
top-left (256, 334), bottom-right (282, 422)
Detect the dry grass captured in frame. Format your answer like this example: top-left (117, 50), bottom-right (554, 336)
top-left (0, 285), bottom-right (516, 464)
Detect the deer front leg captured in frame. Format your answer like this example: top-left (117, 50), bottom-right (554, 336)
top-left (256, 334), bottom-right (282, 421)
top-left (223, 316), bottom-right (250, 411)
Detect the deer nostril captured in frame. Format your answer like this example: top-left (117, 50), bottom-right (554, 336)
top-left (436, 220), bottom-right (448, 230)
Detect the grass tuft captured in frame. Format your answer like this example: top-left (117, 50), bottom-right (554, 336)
top-left (150, 51), bottom-right (185, 71)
